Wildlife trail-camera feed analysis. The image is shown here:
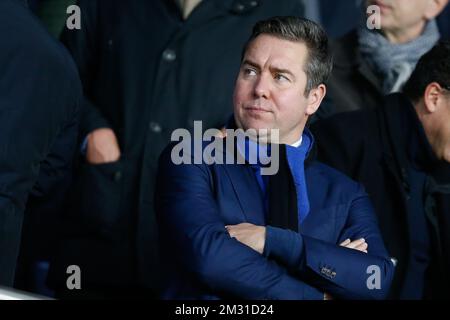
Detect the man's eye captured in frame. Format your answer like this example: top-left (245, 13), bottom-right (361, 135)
top-left (274, 74), bottom-right (289, 82)
top-left (243, 68), bottom-right (257, 76)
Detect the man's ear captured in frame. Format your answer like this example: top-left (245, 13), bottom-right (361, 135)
top-left (305, 84), bottom-right (326, 116)
top-left (423, 82), bottom-right (443, 113)
top-left (424, 0), bottom-right (448, 20)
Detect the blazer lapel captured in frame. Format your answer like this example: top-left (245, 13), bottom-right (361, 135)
top-left (222, 163), bottom-right (266, 226)
top-left (304, 164), bottom-right (328, 217)
top-left (302, 164), bottom-right (343, 242)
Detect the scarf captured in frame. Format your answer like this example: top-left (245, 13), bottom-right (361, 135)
top-left (236, 129), bottom-right (313, 232)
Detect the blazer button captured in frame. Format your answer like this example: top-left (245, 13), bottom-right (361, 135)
top-left (233, 3), bottom-right (245, 12)
top-left (320, 266), bottom-right (336, 279)
top-left (149, 121), bottom-right (162, 133)
top-left (162, 49), bottom-right (176, 62)
top-left (114, 171), bottom-right (122, 182)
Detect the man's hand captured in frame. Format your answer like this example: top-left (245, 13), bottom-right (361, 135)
top-left (225, 223), bottom-right (266, 254)
top-left (86, 128), bottom-right (121, 164)
top-left (340, 238), bottom-right (368, 253)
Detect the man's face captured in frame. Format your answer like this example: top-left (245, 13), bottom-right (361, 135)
top-left (233, 35), bottom-right (314, 144)
top-left (366, 0), bottom-right (431, 32)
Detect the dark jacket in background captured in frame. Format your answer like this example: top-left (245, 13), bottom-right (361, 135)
top-left (49, 0), bottom-right (305, 296)
top-left (316, 0), bottom-right (364, 38)
top-left (316, 29), bottom-right (383, 120)
top-left (0, 0), bottom-right (80, 287)
top-left (311, 94), bottom-right (450, 299)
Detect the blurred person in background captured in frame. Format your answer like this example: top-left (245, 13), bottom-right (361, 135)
top-left (0, 0), bottom-right (81, 291)
top-left (315, 0), bottom-right (449, 120)
top-left (303, 0), bottom-right (450, 40)
top-left (12, 0), bottom-right (78, 297)
top-left (312, 41), bottom-right (450, 299)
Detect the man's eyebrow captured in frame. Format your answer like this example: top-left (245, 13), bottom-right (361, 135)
top-left (242, 59), bottom-right (261, 70)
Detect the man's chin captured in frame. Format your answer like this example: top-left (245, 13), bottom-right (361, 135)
top-left (238, 121), bottom-right (280, 141)
top-left (240, 119), bottom-right (273, 132)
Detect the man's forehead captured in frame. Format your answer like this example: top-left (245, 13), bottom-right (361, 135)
top-left (243, 35), bottom-right (307, 69)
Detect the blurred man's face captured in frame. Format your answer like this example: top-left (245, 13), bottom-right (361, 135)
top-left (367, 0), bottom-right (432, 32)
top-left (420, 85), bottom-right (450, 163)
top-left (433, 91), bottom-right (450, 162)
top-left (233, 35), bottom-right (316, 145)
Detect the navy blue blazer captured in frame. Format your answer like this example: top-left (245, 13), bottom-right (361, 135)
top-left (155, 139), bottom-right (395, 300)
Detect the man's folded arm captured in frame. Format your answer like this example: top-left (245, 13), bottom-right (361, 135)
top-left (155, 147), bottom-right (325, 300)
top-left (264, 185), bottom-right (395, 300)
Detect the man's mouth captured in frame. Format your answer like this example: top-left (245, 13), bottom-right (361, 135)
top-left (244, 106), bottom-right (272, 114)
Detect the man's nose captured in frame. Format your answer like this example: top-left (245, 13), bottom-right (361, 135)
top-left (253, 74), bottom-right (270, 99)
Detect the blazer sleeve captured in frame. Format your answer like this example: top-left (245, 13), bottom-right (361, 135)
top-left (264, 184), bottom-right (395, 300)
top-left (155, 146), bottom-right (326, 300)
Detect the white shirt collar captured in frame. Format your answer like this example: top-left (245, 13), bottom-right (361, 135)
top-left (291, 136), bottom-right (303, 148)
